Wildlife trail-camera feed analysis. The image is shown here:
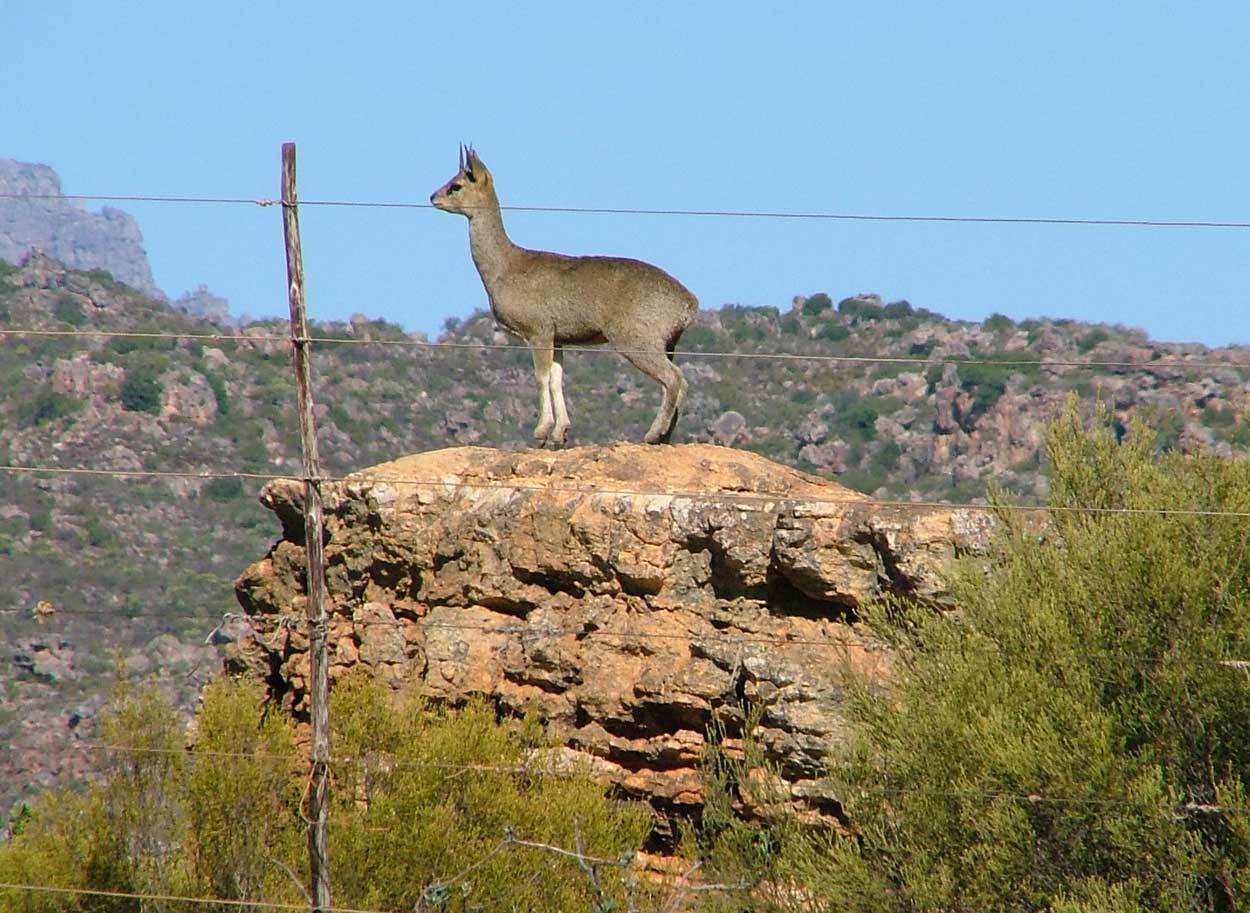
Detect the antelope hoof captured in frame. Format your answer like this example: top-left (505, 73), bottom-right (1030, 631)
top-left (551, 424), bottom-right (570, 447)
top-left (533, 421), bottom-right (555, 446)
top-left (643, 428), bottom-right (669, 445)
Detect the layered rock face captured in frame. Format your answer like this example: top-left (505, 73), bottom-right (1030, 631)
top-left (229, 444), bottom-right (993, 833)
top-left (0, 159), bottom-right (159, 296)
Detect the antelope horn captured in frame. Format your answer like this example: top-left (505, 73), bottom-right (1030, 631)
top-left (458, 144), bottom-right (465, 172)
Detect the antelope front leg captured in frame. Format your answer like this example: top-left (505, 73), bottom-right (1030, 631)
top-left (548, 346), bottom-right (570, 446)
top-left (530, 341), bottom-right (556, 445)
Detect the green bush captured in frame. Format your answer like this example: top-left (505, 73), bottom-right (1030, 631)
top-left (681, 325), bottom-right (719, 349)
top-left (204, 370), bottom-right (229, 416)
top-left (120, 367), bottom-right (162, 414)
top-left (802, 293), bottom-right (834, 317)
top-left (202, 476), bottom-right (245, 502)
top-left (1077, 327), bottom-right (1111, 353)
top-left (954, 352), bottom-right (1042, 426)
top-left (983, 312), bottom-right (1016, 332)
top-left (51, 295), bottom-right (86, 326)
top-left (83, 517), bottom-right (114, 548)
top-left (815, 323), bottom-right (851, 343)
top-left (108, 334), bottom-right (175, 357)
top-left (0, 675), bottom-right (652, 913)
top-left (17, 387), bottom-right (82, 428)
top-left (831, 400), bottom-right (879, 441)
top-left (783, 399), bottom-right (1250, 912)
top-left (1200, 403), bottom-right (1236, 429)
top-left (871, 439), bottom-right (902, 472)
top-left (838, 297), bottom-right (885, 322)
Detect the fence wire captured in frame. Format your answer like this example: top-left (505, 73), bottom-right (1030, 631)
top-left (4, 325), bottom-right (1250, 374)
top-left (4, 189), bottom-right (1250, 228)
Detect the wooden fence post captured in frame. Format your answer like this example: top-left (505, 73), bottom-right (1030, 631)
top-left (281, 141), bottom-right (332, 913)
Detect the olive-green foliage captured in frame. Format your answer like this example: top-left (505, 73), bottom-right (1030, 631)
top-left (955, 351), bottom-right (1042, 425)
top-left (52, 295), bottom-right (87, 327)
top-left (784, 398), bottom-right (1250, 912)
top-left (682, 709), bottom-right (802, 912)
top-left (0, 675), bottom-right (652, 913)
top-left (120, 366), bottom-right (162, 414)
top-left (16, 387), bottom-right (83, 428)
top-left (1077, 327), bottom-right (1111, 353)
top-left (814, 322), bottom-right (850, 343)
top-left (983, 312), bottom-right (1016, 332)
top-left (802, 293), bottom-right (834, 317)
top-left (328, 676), bottom-right (651, 913)
top-left (0, 677), bottom-right (301, 913)
top-left (203, 369), bottom-right (229, 416)
top-left (830, 398), bottom-right (879, 442)
top-left (838, 297), bottom-right (885, 322)
top-left (1201, 403), bottom-right (1236, 430)
top-left (201, 476), bottom-right (245, 502)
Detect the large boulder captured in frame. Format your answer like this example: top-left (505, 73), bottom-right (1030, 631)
top-left (229, 443), bottom-right (995, 832)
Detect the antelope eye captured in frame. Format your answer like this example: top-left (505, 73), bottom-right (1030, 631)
top-left (449, 183), bottom-right (462, 193)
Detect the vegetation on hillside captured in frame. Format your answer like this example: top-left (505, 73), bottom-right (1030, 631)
top-left (767, 401), bottom-right (1250, 912)
top-left (0, 676), bottom-right (653, 913)
top-left (5, 364), bottom-right (1250, 909)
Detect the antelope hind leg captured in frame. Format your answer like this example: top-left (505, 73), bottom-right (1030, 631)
top-left (620, 348), bottom-right (687, 444)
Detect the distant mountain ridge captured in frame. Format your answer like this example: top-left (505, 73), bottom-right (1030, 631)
top-left (0, 159), bottom-right (160, 297)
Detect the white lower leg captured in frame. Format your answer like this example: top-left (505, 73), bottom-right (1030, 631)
top-left (549, 355), bottom-right (570, 443)
top-left (531, 345), bottom-right (555, 442)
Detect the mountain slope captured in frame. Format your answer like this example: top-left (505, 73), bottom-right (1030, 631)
top-left (2, 253), bottom-right (1248, 813)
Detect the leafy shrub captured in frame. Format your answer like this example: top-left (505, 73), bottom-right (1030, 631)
top-left (882, 300), bottom-right (914, 319)
top-left (51, 295), bottom-right (86, 326)
top-left (83, 518), bottom-right (114, 548)
top-left (831, 400), bottom-right (879, 441)
top-left (107, 334), bottom-right (175, 357)
top-left (838, 296), bottom-right (885, 322)
top-left (954, 352), bottom-right (1042, 426)
top-left (203, 370), bottom-right (229, 416)
top-left (681, 325), bottom-right (719, 349)
top-left (871, 439), bottom-right (902, 472)
top-left (17, 387), bottom-right (83, 428)
top-left (815, 323), bottom-right (851, 343)
top-left (1077, 327), bottom-right (1111, 353)
top-left (1200, 403), bottom-right (1236, 429)
top-left (0, 675), bottom-right (652, 913)
top-left (785, 400), bottom-right (1250, 912)
top-left (731, 321), bottom-right (768, 345)
top-left (982, 312), bottom-right (1016, 332)
top-left (202, 476), bottom-right (245, 502)
top-left (802, 293), bottom-right (834, 317)
top-left (120, 366), bottom-right (162, 413)
top-left (26, 508), bottom-right (51, 532)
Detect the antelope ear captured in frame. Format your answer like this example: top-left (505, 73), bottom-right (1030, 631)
top-left (465, 147), bottom-right (488, 181)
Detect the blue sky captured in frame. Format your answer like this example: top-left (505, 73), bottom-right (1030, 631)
top-left (4, 1), bottom-right (1249, 345)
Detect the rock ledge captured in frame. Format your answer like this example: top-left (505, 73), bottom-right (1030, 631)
top-left (229, 444), bottom-right (992, 830)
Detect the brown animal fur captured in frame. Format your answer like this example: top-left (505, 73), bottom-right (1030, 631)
top-left (430, 146), bottom-right (698, 445)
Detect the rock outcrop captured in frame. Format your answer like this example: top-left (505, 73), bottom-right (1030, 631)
top-left (0, 159), bottom-right (160, 297)
top-left (229, 444), bottom-right (994, 834)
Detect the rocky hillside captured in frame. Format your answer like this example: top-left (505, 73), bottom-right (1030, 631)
top-left (2, 253), bottom-right (1249, 814)
top-left (227, 443), bottom-right (995, 839)
top-left (0, 160), bottom-right (160, 297)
